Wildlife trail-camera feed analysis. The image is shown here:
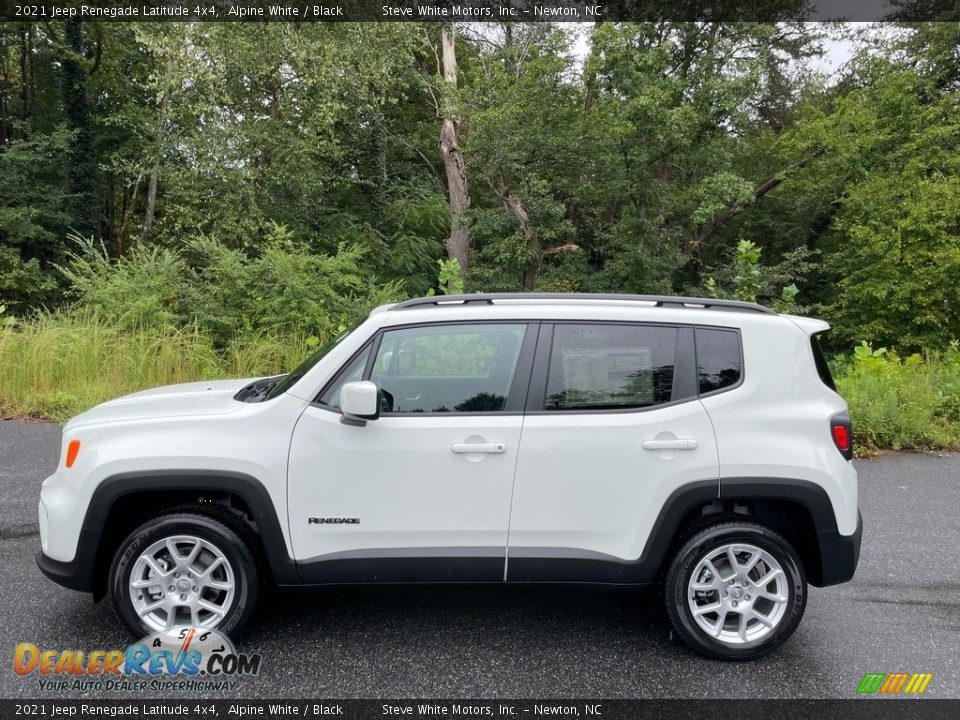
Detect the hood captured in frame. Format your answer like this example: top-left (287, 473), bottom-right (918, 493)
top-left (65, 378), bottom-right (261, 430)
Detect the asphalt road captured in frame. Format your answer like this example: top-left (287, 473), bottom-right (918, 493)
top-left (1, 419), bottom-right (958, 699)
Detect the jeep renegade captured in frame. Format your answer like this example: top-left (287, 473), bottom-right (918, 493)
top-left (37, 293), bottom-right (862, 659)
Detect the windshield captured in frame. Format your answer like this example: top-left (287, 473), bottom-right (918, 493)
top-left (265, 323), bottom-right (362, 400)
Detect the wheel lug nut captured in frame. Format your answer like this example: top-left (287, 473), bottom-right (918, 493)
top-left (732, 601), bottom-right (738, 607)
top-left (174, 572), bottom-right (180, 578)
top-left (722, 591), bottom-right (728, 597)
top-left (746, 594), bottom-right (751, 600)
top-left (192, 586), bottom-right (198, 592)
top-left (169, 585), bottom-right (175, 591)
top-left (180, 594), bottom-right (187, 601)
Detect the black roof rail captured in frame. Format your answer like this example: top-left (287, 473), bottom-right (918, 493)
top-left (391, 293), bottom-right (776, 315)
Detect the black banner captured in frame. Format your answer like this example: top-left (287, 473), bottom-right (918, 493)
top-left (1, 0), bottom-right (958, 23)
top-left (1, 700), bottom-right (960, 720)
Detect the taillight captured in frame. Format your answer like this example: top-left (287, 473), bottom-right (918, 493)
top-left (830, 412), bottom-right (853, 460)
top-left (832, 425), bottom-right (849, 451)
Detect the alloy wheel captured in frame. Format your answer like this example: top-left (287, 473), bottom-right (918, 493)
top-left (686, 542), bottom-right (789, 645)
top-left (128, 534), bottom-right (236, 632)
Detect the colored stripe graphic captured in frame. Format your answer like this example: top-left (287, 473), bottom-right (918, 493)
top-left (857, 672), bottom-right (933, 695)
top-left (857, 673), bottom-right (886, 694)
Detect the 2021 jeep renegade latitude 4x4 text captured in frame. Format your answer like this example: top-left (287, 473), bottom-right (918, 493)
top-left (37, 293), bottom-right (861, 660)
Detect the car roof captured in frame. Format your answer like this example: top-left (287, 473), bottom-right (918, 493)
top-left (367, 293), bottom-right (832, 335)
top-left (387, 293), bottom-right (776, 315)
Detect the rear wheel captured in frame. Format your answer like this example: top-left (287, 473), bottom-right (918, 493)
top-left (664, 521), bottom-right (806, 660)
top-left (109, 512), bottom-right (258, 638)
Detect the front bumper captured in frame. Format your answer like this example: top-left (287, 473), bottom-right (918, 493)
top-left (815, 509), bottom-right (862, 587)
top-left (35, 527), bottom-right (102, 594)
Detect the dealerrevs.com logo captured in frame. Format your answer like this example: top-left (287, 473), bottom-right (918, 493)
top-left (857, 672), bottom-right (934, 695)
top-left (13, 627), bottom-right (261, 692)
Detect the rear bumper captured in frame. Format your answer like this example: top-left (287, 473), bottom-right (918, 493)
top-left (815, 510), bottom-right (862, 587)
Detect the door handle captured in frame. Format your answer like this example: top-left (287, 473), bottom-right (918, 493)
top-left (641, 438), bottom-right (698, 451)
top-left (451, 442), bottom-right (506, 454)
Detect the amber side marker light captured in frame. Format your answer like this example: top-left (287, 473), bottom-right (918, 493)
top-left (65, 439), bottom-right (80, 468)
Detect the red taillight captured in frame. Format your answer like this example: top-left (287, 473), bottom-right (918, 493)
top-left (830, 412), bottom-right (853, 459)
top-left (832, 424), bottom-right (850, 452)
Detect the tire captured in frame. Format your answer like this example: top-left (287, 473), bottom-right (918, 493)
top-left (109, 511), bottom-right (259, 639)
top-left (663, 521), bottom-right (806, 660)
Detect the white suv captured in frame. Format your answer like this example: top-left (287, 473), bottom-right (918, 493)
top-left (37, 293), bottom-right (861, 659)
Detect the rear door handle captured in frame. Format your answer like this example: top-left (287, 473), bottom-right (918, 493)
top-left (641, 438), bottom-right (698, 451)
top-left (451, 442), bottom-right (506, 454)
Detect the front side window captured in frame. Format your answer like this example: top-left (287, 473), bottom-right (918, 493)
top-left (696, 327), bottom-right (742, 394)
top-left (545, 324), bottom-right (678, 411)
top-left (370, 323), bottom-right (527, 413)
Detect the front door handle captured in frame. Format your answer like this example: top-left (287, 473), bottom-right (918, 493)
top-left (451, 442), bottom-right (506, 454)
top-left (641, 438), bottom-right (698, 451)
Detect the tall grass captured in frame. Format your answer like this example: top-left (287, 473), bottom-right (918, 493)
top-left (0, 313), bottom-right (312, 421)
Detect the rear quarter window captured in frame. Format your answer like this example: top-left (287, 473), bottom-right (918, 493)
top-left (695, 328), bottom-right (742, 394)
top-left (810, 332), bottom-right (837, 391)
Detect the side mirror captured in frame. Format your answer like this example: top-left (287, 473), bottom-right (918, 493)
top-left (340, 381), bottom-right (380, 426)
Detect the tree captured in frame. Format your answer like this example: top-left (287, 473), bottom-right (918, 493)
top-left (437, 23), bottom-right (471, 276)
top-left (60, 19), bottom-right (100, 238)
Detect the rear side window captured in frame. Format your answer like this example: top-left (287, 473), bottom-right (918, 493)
top-left (811, 333), bottom-right (836, 391)
top-left (696, 328), bottom-right (741, 394)
top-left (545, 324), bottom-right (677, 411)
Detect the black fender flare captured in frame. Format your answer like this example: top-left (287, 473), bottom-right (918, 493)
top-left (36, 470), bottom-right (301, 595)
top-left (507, 477), bottom-right (860, 587)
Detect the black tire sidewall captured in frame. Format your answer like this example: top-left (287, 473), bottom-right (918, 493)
top-left (109, 513), bottom-right (258, 639)
top-left (665, 522), bottom-right (806, 660)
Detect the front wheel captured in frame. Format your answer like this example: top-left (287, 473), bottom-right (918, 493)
top-left (109, 512), bottom-right (259, 638)
top-left (664, 521), bottom-right (806, 660)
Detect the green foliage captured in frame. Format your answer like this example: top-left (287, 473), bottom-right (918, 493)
top-left (704, 240), bottom-right (814, 308)
top-left (188, 226), bottom-right (405, 345)
top-left (731, 240), bottom-right (763, 303)
top-left (432, 258), bottom-right (465, 295)
top-left (56, 230), bottom-right (405, 347)
top-left (834, 343), bottom-right (960, 454)
top-left (56, 233), bottom-right (189, 331)
top-left (813, 64), bottom-right (960, 350)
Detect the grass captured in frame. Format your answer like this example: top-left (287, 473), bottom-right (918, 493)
top-left (0, 313), bottom-right (312, 421)
top-left (2, 314), bottom-right (959, 456)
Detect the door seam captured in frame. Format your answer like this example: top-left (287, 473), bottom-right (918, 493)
top-left (503, 321), bottom-right (543, 581)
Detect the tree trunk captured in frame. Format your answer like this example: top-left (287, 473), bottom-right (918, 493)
top-left (496, 181), bottom-right (540, 291)
top-left (581, 18), bottom-right (602, 116)
top-left (141, 56), bottom-right (176, 242)
top-left (439, 23), bottom-right (471, 275)
top-left (19, 26), bottom-right (31, 123)
top-left (61, 19), bottom-right (99, 239)
top-left (118, 173), bottom-right (143, 255)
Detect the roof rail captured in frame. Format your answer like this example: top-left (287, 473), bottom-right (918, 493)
top-left (391, 293), bottom-right (776, 315)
